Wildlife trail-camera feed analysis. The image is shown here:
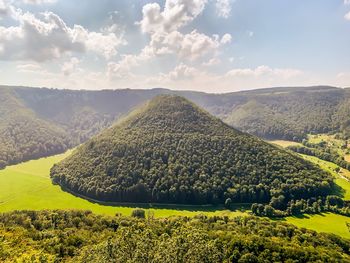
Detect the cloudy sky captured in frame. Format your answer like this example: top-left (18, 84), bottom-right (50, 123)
top-left (0, 0), bottom-right (349, 93)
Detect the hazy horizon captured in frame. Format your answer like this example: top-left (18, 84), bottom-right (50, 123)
top-left (0, 0), bottom-right (349, 92)
top-left (1, 83), bottom-right (347, 95)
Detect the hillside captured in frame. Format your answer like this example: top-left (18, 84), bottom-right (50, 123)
top-left (221, 86), bottom-right (349, 141)
top-left (50, 95), bottom-right (333, 205)
top-left (13, 85), bottom-right (350, 142)
top-left (0, 88), bottom-right (70, 169)
top-left (1, 210), bottom-right (349, 262)
top-left (1, 85), bottom-right (350, 168)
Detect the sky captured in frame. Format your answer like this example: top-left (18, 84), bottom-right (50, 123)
top-left (0, 0), bottom-right (349, 93)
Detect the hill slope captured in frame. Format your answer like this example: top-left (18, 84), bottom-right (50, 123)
top-left (12, 85), bottom-right (350, 142)
top-left (51, 95), bottom-right (333, 205)
top-left (0, 88), bottom-right (70, 168)
top-left (221, 86), bottom-right (349, 141)
top-left (1, 85), bottom-right (350, 168)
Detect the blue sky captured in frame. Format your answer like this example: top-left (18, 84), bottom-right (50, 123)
top-left (0, 0), bottom-right (349, 93)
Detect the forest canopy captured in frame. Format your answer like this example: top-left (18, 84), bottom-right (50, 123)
top-left (51, 95), bottom-right (333, 205)
top-left (0, 210), bottom-right (349, 262)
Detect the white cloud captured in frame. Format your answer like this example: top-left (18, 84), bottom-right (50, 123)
top-left (202, 57), bottom-right (220, 66)
top-left (62, 57), bottom-right (80, 76)
top-left (23, 0), bottom-right (57, 4)
top-left (17, 63), bottom-right (42, 72)
top-left (345, 11), bottom-right (350, 20)
top-left (0, 10), bottom-right (126, 61)
top-left (247, 31), bottom-right (254, 37)
top-left (107, 54), bottom-right (142, 80)
top-left (139, 0), bottom-right (207, 34)
top-left (176, 30), bottom-right (221, 60)
top-left (345, 0), bottom-right (350, 5)
top-left (141, 30), bottom-right (230, 61)
top-left (126, 0), bottom-right (232, 77)
top-left (164, 63), bottom-right (199, 80)
top-left (144, 64), bottom-right (305, 93)
top-left (215, 0), bottom-right (232, 19)
top-left (226, 65), bottom-right (302, 79)
top-left (220, 33), bottom-right (232, 44)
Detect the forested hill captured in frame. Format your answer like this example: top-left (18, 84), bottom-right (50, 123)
top-left (221, 86), bottom-right (350, 141)
top-left (1, 85), bottom-right (349, 168)
top-left (50, 95), bottom-right (333, 205)
top-left (0, 88), bottom-right (70, 169)
top-left (10, 85), bottom-right (350, 142)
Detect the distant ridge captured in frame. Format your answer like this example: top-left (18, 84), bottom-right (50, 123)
top-left (0, 85), bottom-right (349, 168)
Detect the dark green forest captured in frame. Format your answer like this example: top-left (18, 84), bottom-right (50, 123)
top-left (51, 95), bottom-right (333, 205)
top-left (1, 210), bottom-right (349, 262)
top-left (1, 85), bottom-right (350, 168)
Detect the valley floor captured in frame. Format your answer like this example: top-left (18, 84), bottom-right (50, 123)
top-left (0, 151), bottom-right (245, 218)
top-left (271, 139), bottom-right (350, 239)
top-left (1, 143), bottom-right (350, 239)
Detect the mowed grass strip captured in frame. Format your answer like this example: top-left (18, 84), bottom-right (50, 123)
top-left (0, 151), bottom-right (245, 218)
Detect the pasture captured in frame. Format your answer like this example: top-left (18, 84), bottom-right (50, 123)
top-left (284, 213), bottom-right (350, 239)
top-left (1, 149), bottom-right (350, 238)
top-left (0, 151), bottom-right (245, 218)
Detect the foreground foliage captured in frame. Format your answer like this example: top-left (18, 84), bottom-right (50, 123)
top-left (0, 210), bottom-right (349, 262)
top-left (51, 95), bottom-right (333, 205)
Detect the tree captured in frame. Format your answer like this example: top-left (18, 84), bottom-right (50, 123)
top-left (131, 209), bottom-right (146, 219)
top-left (225, 198), bottom-right (232, 209)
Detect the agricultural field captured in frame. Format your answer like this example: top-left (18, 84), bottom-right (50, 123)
top-left (0, 151), bottom-right (246, 218)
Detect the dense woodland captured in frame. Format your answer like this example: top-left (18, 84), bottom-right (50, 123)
top-left (251, 195), bottom-right (350, 217)
top-left (0, 210), bottom-right (349, 262)
top-left (51, 95), bottom-right (333, 205)
top-left (0, 89), bottom-right (70, 169)
top-left (1, 85), bottom-right (350, 168)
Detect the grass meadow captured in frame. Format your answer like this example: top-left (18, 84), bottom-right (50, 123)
top-left (0, 150), bottom-right (246, 218)
top-left (1, 144), bottom-right (350, 238)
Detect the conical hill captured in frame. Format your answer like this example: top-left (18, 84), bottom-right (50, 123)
top-left (51, 95), bottom-right (332, 205)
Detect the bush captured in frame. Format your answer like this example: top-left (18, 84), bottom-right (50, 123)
top-left (131, 209), bottom-right (145, 219)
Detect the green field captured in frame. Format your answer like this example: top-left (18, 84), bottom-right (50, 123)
top-left (284, 213), bottom-right (350, 239)
top-left (0, 151), bottom-right (245, 218)
top-left (282, 154), bottom-right (350, 239)
top-left (269, 139), bottom-right (350, 238)
top-left (2, 148), bottom-right (350, 238)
